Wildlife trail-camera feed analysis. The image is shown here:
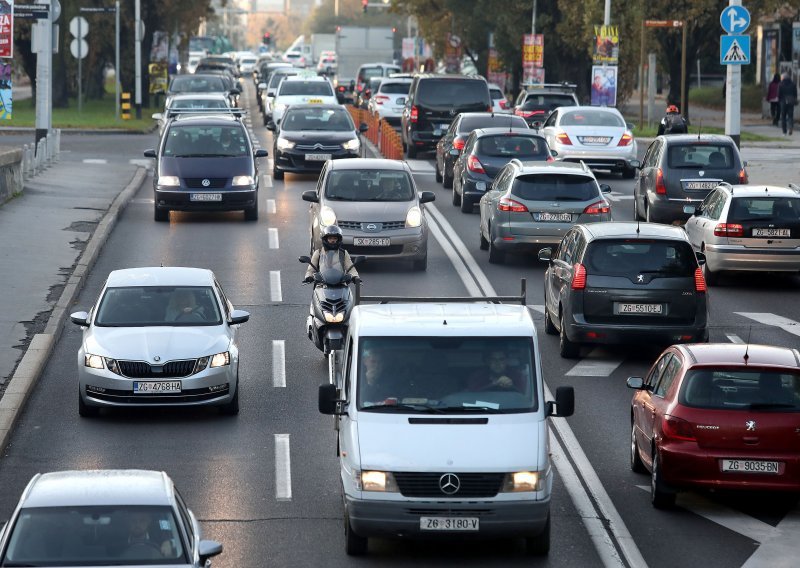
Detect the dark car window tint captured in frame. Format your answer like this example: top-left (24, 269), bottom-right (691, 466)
top-left (727, 197), bottom-right (800, 223)
top-left (164, 125), bottom-right (248, 157)
top-left (654, 356), bottom-right (682, 397)
top-left (96, 286), bottom-right (223, 326)
top-left (511, 174), bottom-right (598, 201)
top-left (460, 116), bottom-right (526, 132)
top-left (668, 144), bottom-right (734, 169)
top-left (171, 99), bottom-right (228, 109)
top-left (325, 170), bottom-right (414, 202)
top-left (521, 94), bottom-right (575, 111)
top-left (416, 79), bottom-right (489, 108)
top-left (478, 135), bottom-right (548, 158)
top-left (279, 81), bottom-right (333, 96)
top-left (169, 76), bottom-right (226, 93)
top-left (681, 370), bottom-right (800, 410)
top-left (280, 108), bottom-right (354, 131)
top-left (379, 82), bottom-right (410, 95)
top-left (586, 240), bottom-right (696, 276)
top-left (490, 88), bottom-right (504, 99)
top-left (561, 110), bottom-right (624, 127)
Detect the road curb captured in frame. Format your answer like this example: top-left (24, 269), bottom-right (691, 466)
top-left (0, 166), bottom-right (148, 452)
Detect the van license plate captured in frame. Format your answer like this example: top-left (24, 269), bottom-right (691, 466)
top-left (721, 459), bottom-right (780, 474)
top-left (752, 228), bottom-right (790, 237)
top-left (190, 193), bottom-right (222, 202)
top-left (420, 517), bottom-right (479, 531)
top-left (617, 303), bottom-right (663, 314)
top-left (133, 381), bottom-right (181, 394)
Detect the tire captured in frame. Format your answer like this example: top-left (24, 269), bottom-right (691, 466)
top-left (435, 160), bottom-right (443, 183)
top-left (630, 423), bottom-right (647, 473)
top-left (78, 393), bottom-right (99, 418)
top-left (544, 308), bottom-right (558, 335)
top-left (406, 144), bottom-right (417, 159)
top-left (524, 513), bottom-right (550, 556)
top-left (412, 254), bottom-right (427, 271)
top-left (622, 166), bottom-right (636, 179)
top-left (443, 166), bottom-right (454, 189)
top-left (154, 204), bottom-right (169, 222)
top-left (452, 185), bottom-right (461, 206)
top-left (460, 195), bottom-right (472, 213)
top-left (479, 228), bottom-right (489, 250)
top-left (219, 383), bottom-right (240, 416)
top-left (702, 257), bottom-right (718, 287)
top-left (273, 167), bottom-right (284, 181)
top-left (488, 233), bottom-right (505, 264)
top-left (559, 312), bottom-right (580, 359)
top-left (344, 512), bottom-right (368, 556)
top-left (244, 200), bottom-right (258, 222)
top-left (651, 450), bottom-right (676, 509)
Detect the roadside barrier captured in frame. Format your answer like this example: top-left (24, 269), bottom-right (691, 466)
top-left (21, 129), bottom-right (61, 180)
top-left (121, 92), bottom-right (131, 120)
top-left (347, 106), bottom-right (404, 161)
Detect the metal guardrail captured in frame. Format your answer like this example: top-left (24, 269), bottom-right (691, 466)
top-left (21, 129), bottom-right (61, 181)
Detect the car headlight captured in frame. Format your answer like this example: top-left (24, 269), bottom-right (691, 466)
top-left (356, 470), bottom-right (399, 492)
top-left (342, 138), bottom-right (360, 151)
top-left (501, 471), bottom-right (542, 492)
top-left (232, 175), bottom-right (255, 186)
top-left (210, 352), bottom-right (231, 368)
top-left (323, 311), bottom-right (345, 323)
top-left (320, 206), bottom-right (337, 226)
top-left (276, 138), bottom-right (295, 151)
top-left (405, 206), bottom-right (422, 228)
top-left (158, 175), bottom-right (180, 187)
top-left (84, 354), bottom-right (105, 369)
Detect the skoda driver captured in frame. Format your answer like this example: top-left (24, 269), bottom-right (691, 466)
top-left (303, 225), bottom-right (361, 284)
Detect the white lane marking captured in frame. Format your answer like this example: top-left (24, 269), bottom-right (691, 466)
top-left (270, 270), bottom-right (282, 302)
top-left (742, 507), bottom-right (800, 568)
top-left (566, 348), bottom-right (624, 377)
top-left (268, 228), bottom-right (279, 249)
top-left (405, 159), bottom-right (435, 172)
top-left (130, 198), bottom-right (155, 204)
top-left (425, 217), bottom-right (482, 297)
top-left (272, 340), bottom-right (286, 388)
top-left (262, 174), bottom-right (273, 188)
top-left (726, 334), bottom-right (745, 344)
top-left (82, 158), bottom-right (107, 164)
top-left (428, 210), bottom-right (645, 568)
top-left (267, 199), bottom-right (276, 214)
top-left (606, 191), bottom-right (634, 202)
top-left (274, 434), bottom-right (292, 500)
top-left (735, 312), bottom-right (800, 337)
top-left (129, 159), bottom-right (152, 168)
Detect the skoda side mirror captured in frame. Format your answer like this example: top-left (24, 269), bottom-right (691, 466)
top-left (70, 311), bottom-right (90, 327)
top-left (143, 149), bottom-right (156, 158)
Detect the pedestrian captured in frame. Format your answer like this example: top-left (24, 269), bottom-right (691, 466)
top-left (767, 73), bottom-right (781, 126)
top-left (778, 72), bottom-right (797, 136)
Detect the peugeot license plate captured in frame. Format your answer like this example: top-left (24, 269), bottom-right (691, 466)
top-left (616, 303), bottom-right (663, 314)
top-left (753, 228), bottom-right (790, 237)
top-left (306, 154), bottom-right (331, 161)
top-left (133, 381), bottom-right (181, 394)
top-left (353, 237), bottom-right (390, 246)
top-left (534, 212), bottom-right (572, 222)
top-left (420, 517), bottom-right (479, 531)
top-left (721, 459), bottom-right (780, 474)
top-left (190, 193), bottom-right (222, 202)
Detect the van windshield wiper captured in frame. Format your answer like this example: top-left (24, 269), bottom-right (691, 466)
top-left (362, 403), bottom-right (445, 413)
top-left (437, 405), bottom-right (504, 413)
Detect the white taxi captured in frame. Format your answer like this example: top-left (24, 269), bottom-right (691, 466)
top-left (271, 75), bottom-right (337, 125)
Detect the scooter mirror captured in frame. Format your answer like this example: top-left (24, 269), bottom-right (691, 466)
top-left (351, 255), bottom-right (366, 266)
top-left (298, 255), bottom-right (311, 263)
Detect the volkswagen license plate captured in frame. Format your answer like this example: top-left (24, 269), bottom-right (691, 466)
top-left (133, 381), bottom-right (181, 394)
top-left (534, 212), bottom-right (572, 222)
top-left (353, 237), bottom-right (390, 246)
top-left (190, 193), bottom-right (222, 202)
top-left (753, 228), bottom-right (790, 237)
top-left (616, 303), bottom-right (663, 314)
top-left (721, 459), bottom-right (780, 474)
top-left (306, 154), bottom-right (331, 161)
top-left (684, 181), bottom-right (717, 190)
top-left (420, 517), bottom-right (479, 531)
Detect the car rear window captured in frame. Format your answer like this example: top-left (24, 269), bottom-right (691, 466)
top-left (585, 239), bottom-right (697, 277)
top-left (680, 369), bottom-right (800, 410)
top-left (269, 71), bottom-right (299, 88)
top-left (459, 115), bottom-right (526, 132)
top-left (279, 81), bottom-right (333, 97)
top-left (561, 110), bottom-right (624, 127)
top-left (325, 170), bottom-right (414, 202)
top-left (521, 94), bottom-right (575, 111)
top-left (511, 174), bottom-right (598, 201)
top-left (360, 67), bottom-right (384, 81)
top-left (169, 76), bottom-right (226, 93)
top-left (727, 197), bottom-right (800, 223)
top-left (477, 135), bottom-right (549, 158)
top-left (380, 82), bottom-right (410, 95)
top-left (416, 79), bottom-right (490, 108)
top-left (490, 88), bottom-right (504, 100)
top-left (667, 144), bottom-right (734, 169)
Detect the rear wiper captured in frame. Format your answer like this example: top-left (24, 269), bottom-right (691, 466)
top-left (363, 403), bottom-right (445, 413)
top-left (748, 403), bottom-right (797, 410)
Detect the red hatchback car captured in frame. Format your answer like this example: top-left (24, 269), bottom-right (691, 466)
top-left (627, 343), bottom-right (800, 508)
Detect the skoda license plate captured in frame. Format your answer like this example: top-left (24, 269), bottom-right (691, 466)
top-left (617, 303), bottom-right (663, 314)
top-left (721, 459), bottom-right (780, 474)
top-left (353, 237), bottom-right (390, 247)
top-left (190, 193), bottom-right (222, 202)
top-left (535, 212), bottom-right (572, 222)
top-left (133, 381), bottom-right (181, 394)
top-left (753, 228), bottom-right (790, 237)
top-left (306, 154), bottom-right (331, 161)
top-left (420, 517), bottom-right (479, 531)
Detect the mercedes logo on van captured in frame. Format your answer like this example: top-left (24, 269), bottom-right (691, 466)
top-left (201, 179), bottom-right (211, 187)
top-left (439, 473), bottom-right (460, 495)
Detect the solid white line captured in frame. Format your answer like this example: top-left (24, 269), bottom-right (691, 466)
top-left (272, 340), bottom-right (286, 388)
top-left (425, 216), bottom-right (482, 296)
top-left (270, 270), bottom-right (282, 302)
top-left (735, 312), bottom-right (800, 337)
top-left (267, 199), bottom-right (276, 214)
top-left (274, 434), bottom-right (292, 500)
top-left (566, 348), bottom-right (624, 377)
top-left (82, 158), bottom-right (108, 164)
top-left (268, 228), bottom-right (279, 249)
top-left (726, 334), bottom-right (745, 344)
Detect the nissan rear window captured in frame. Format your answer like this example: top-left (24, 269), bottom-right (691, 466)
top-left (521, 94), bottom-right (575, 111)
top-left (511, 174), bottom-right (598, 201)
top-left (459, 115), bottom-right (527, 132)
top-left (668, 144), bottom-right (735, 169)
top-left (478, 135), bottom-right (549, 158)
top-left (585, 240), bottom-right (697, 277)
top-left (680, 370), bottom-right (800, 410)
top-left (416, 79), bottom-right (490, 108)
top-left (727, 197), bottom-right (800, 223)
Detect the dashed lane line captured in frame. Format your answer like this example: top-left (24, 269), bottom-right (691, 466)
top-left (268, 228), bottom-right (279, 249)
top-left (272, 340), bottom-right (286, 388)
top-left (270, 270), bottom-right (282, 302)
top-left (274, 434), bottom-right (292, 500)
top-left (267, 199), bottom-right (276, 214)
top-left (82, 158), bottom-right (108, 164)
top-left (566, 348), bottom-right (625, 377)
top-left (735, 312), bottom-right (800, 337)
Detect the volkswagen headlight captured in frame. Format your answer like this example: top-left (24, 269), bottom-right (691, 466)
top-left (320, 206), bottom-right (337, 226)
top-left (84, 354), bottom-right (105, 369)
top-left (405, 206), bottom-right (422, 228)
top-left (232, 175), bottom-right (255, 186)
top-left (342, 138), bottom-right (361, 151)
top-left (276, 137), bottom-right (295, 151)
top-left (158, 175), bottom-right (180, 187)
top-left (323, 311), bottom-right (345, 323)
top-left (356, 470), bottom-right (399, 492)
top-left (501, 471), bottom-right (542, 492)
top-left (210, 352), bottom-right (231, 368)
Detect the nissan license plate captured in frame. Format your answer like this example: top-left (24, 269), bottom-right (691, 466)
top-left (753, 228), bottom-right (790, 237)
top-left (535, 212), bottom-right (572, 222)
top-left (133, 381), bottom-right (181, 394)
top-left (721, 459), bottom-right (780, 474)
top-left (306, 154), bottom-right (331, 161)
top-left (684, 181), bottom-right (717, 190)
top-left (420, 517), bottom-right (479, 531)
top-left (190, 193), bottom-right (222, 202)
top-left (617, 303), bottom-right (663, 314)
top-left (353, 237), bottom-right (390, 247)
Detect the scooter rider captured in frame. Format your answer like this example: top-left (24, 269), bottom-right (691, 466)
top-left (657, 104), bottom-right (688, 136)
top-left (303, 225), bottom-right (361, 284)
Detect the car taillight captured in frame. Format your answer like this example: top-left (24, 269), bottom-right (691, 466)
top-left (655, 168), bottom-right (666, 195)
top-left (571, 263), bottom-right (587, 290)
top-left (556, 132), bottom-right (572, 145)
top-left (337, 86), bottom-right (346, 92)
top-left (738, 168), bottom-right (748, 183)
top-left (410, 105), bottom-right (418, 123)
top-left (662, 415), bottom-right (696, 441)
top-left (584, 201), bottom-right (610, 215)
top-left (713, 223), bottom-right (743, 237)
top-left (499, 100), bottom-right (508, 109)
top-left (546, 155), bottom-right (555, 163)
top-left (498, 196), bottom-right (528, 212)
top-left (487, 106), bottom-right (493, 112)
top-left (374, 95), bottom-right (389, 105)
top-left (467, 154), bottom-right (485, 173)
top-left (356, 84), bottom-right (363, 92)
top-left (694, 267), bottom-right (706, 292)
top-left (618, 133), bottom-right (633, 147)
top-left (453, 138), bottom-right (466, 151)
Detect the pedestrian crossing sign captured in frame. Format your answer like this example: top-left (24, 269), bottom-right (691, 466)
top-left (720, 34), bottom-right (750, 65)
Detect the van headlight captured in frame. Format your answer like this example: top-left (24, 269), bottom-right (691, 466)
top-left (320, 206), bottom-right (337, 226)
top-left (276, 137), bottom-right (295, 151)
top-left (158, 175), bottom-right (180, 187)
top-left (232, 175), bottom-right (254, 186)
top-left (342, 138), bottom-right (360, 151)
top-left (356, 470), bottom-right (399, 492)
top-left (501, 471), bottom-right (542, 492)
top-left (405, 206), bottom-right (422, 228)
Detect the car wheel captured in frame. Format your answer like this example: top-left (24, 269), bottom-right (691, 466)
top-left (702, 257), bottom-right (718, 286)
top-left (244, 199), bottom-right (258, 221)
top-left (435, 160), bottom-right (443, 183)
top-left (544, 308), bottom-right (558, 335)
top-left (452, 184), bottom-right (461, 206)
top-left (630, 423), bottom-right (647, 473)
top-left (479, 227), bottom-right (489, 250)
top-left (460, 195), bottom-right (472, 214)
top-left (622, 166), bottom-right (636, 179)
top-left (559, 312), bottom-right (580, 359)
top-left (154, 204), bottom-right (169, 222)
top-left (344, 511), bottom-right (368, 556)
top-left (488, 229), bottom-right (505, 264)
top-left (524, 512), bottom-right (550, 556)
top-left (272, 167), bottom-right (284, 181)
top-left (651, 450), bottom-right (676, 509)
top-left (412, 254), bottom-right (427, 271)
top-left (219, 383), bottom-right (240, 416)
top-left (443, 167), bottom-right (454, 189)
top-left (406, 144), bottom-right (417, 159)
top-left (78, 393), bottom-right (99, 418)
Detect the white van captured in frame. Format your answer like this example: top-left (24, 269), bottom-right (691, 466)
top-left (318, 285), bottom-right (575, 556)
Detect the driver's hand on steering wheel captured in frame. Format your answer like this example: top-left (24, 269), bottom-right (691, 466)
top-left (160, 540), bottom-right (173, 557)
top-left (491, 375), bottom-right (513, 388)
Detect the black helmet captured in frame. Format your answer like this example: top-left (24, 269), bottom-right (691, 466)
top-left (321, 225), bottom-right (343, 251)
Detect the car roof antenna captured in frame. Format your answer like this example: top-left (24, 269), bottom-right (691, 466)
top-left (743, 325), bottom-right (752, 364)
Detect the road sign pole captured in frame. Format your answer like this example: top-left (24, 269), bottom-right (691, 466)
top-left (78, 17), bottom-right (82, 114)
top-left (134, 0), bottom-right (142, 119)
top-left (639, 19), bottom-right (645, 128)
top-left (34, 0), bottom-right (52, 150)
top-left (115, 1), bottom-right (120, 120)
top-left (680, 23), bottom-right (686, 121)
top-left (724, 0), bottom-right (743, 148)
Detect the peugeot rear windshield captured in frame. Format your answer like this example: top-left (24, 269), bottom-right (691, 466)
top-left (585, 240), bottom-right (697, 277)
top-left (680, 369), bottom-right (800, 411)
top-left (511, 174), bottom-right (599, 201)
top-left (416, 79), bottom-right (490, 109)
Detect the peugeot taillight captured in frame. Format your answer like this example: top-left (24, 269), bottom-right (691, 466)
top-left (656, 168), bottom-right (667, 195)
top-left (467, 154), bottom-right (485, 174)
top-left (556, 132), bottom-right (572, 145)
top-left (584, 201), bottom-right (610, 215)
top-left (662, 415), bottom-right (696, 441)
top-left (453, 138), bottom-right (466, 151)
top-left (618, 133), bottom-right (633, 147)
top-left (410, 105), bottom-right (418, 123)
top-left (738, 168), bottom-right (748, 183)
top-left (498, 196), bottom-right (528, 212)
top-left (694, 267), bottom-right (706, 292)
top-left (713, 223), bottom-right (743, 237)
top-left (571, 263), bottom-right (587, 290)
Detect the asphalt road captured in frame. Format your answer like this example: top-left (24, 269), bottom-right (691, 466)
top-left (0, 84), bottom-right (797, 568)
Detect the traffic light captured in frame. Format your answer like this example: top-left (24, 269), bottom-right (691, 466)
top-left (362, 0), bottom-right (368, 13)
top-left (262, 32), bottom-right (271, 46)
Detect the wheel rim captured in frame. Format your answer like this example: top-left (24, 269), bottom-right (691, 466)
top-left (631, 427), bottom-right (637, 465)
top-left (651, 453), bottom-right (658, 495)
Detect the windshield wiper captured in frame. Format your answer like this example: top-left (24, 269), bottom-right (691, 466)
top-left (363, 403), bottom-right (445, 413)
top-left (437, 405), bottom-right (504, 413)
top-left (748, 403), bottom-right (797, 410)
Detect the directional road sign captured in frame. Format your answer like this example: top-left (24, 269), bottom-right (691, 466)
top-left (720, 34), bottom-right (750, 65)
top-left (720, 6), bottom-right (750, 35)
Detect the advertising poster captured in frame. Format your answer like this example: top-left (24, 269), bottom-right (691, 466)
top-left (591, 65), bottom-right (617, 107)
top-left (763, 29), bottom-right (778, 86)
top-left (0, 60), bottom-right (11, 119)
top-left (487, 48), bottom-right (508, 89)
top-left (529, 68), bottom-right (545, 85)
top-left (593, 25), bottom-right (619, 65)
top-left (148, 62), bottom-right (168, 95)
top-left (0, 0), bottom-right (13, 58)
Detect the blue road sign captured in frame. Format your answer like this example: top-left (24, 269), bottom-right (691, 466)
top-left (720, 6), bottom-right (750, 35)
top-left (720, 35), bottom-right (750, 65)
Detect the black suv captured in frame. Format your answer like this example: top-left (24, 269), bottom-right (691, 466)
top-left (144, 114), bottom-right (268, 222)
top-left (401, 74), bottom-right (492, 159)
top-left (537, 222), bottom-right (708, 358)
top-left (513, 84), bottom-right (579, 129)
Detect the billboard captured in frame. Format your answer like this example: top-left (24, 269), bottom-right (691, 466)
top-left (591, 65), bottom-right (617, 107)
top-left (593, 25), bottom-right (619, 65)
top-left (522, 34), bottom-right (543, 84)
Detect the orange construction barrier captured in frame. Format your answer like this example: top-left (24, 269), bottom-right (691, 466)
top-left (348, 106), bottom-right (404, 162)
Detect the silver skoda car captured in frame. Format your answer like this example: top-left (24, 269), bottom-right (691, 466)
top-left (71, 267), bottom-right (249, 417)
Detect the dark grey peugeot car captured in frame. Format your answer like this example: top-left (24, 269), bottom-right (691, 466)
top-left (537, 222), bottom-right (709, 358)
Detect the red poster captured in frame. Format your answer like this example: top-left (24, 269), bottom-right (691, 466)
top-left (0, 1), bottom-right (13, 59)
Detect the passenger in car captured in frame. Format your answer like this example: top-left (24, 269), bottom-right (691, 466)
top-left (467, 349), bottom-right (526, 392)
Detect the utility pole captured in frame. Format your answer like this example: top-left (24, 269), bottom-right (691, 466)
top-left (115, 1), bottom-right (120, 120)
top-left (531, 0), bottom-right (537, 36)
top-left (134, 0), bottom-right (142, 119)
top-left (34, 0), bottom-right (53, 148)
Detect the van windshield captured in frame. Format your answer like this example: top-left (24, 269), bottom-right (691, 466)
top-left (356, 337), bottom-right (538, 413)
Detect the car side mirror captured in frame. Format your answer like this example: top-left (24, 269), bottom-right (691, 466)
top-left (626, 376), bottom-right (645, 390)
top-left (546, 386), bottom-right (574, 417)
top-left (301, 190), bottom-right (319, 203)
top-left (229, 310), bottom-right (250, 325)
top-left (255, 149), bottom-right (269, 158)
top-left (628, 159), bottom-right (641, 169)
top-left (683, 204), bottom-right (699, 215)
top-left (600, 184), bottom-right (611, 193)
top-left (550, 150), bottom-right (558, 157)
top-left (70, 311), bottom-right (89, 327)
top-left (143, 149), bottom-right (156, 158)
top-left (198, 540), bottom-right (223, 563)
top-left (419, 190), bottom-right (436, 204)
top-left (694, 251), bottom-right (706, 266)
top-left (742, 160), bottom-right (748, 167)
top-left (359, 122), bottom-right (369, 133)
top-left (319, 383), bottom-right (339, 415)
top-left (626, 122), bottom-right (635, 130)
top-left (537, 247), bottom-right (553, 262)
top-left (266, 121), bottom-right (276, 131)
top-left (151, 113), bottom-right (163, 121)
top-left (298, 255), bottom-right (311, 264)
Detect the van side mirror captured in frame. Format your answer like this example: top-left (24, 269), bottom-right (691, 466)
top-left (301, 190), bottom-right (318, 203)
top-left (419, 191), bottom-right (436, 204)
top-left (546, 386), bottom-right (574, 417)
top-left (318, 383), bottom-right (338, 415)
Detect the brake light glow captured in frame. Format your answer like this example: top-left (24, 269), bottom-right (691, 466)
top-left (498, 196), bottom-right (528, 212)
top-left (453, 138), bottom-right (466, 151)
top-left (410, 105), bottom-right (418, 123)
top-left (373, 95), bottom-right (389, 105)
top-left (656, 168), bottom-right (666, 194)
top-left (515, 109), bottom-right (544, 118)
top-left (694, 267), bottom-right (706, 292)
top-left (713, 223), bottom-right (743, 237)
top-left (337, 86), bottom-right (346, 92)
top-left (738, 168), bottom-right (748, 183)
top-left (499, 100), bottom-right (508, 109)
top-left (556, 132), bottom-right (572, 145)
top-left (662, 415), bottom-right (696, 442)
top-left (467, 154), bottom-right (485, 174)
top-left (571, 263), bottom-right (587, 290)
top-left (584, 201), bottom-right (610, 215)
top-left (546, 155), bottom-right (555, 163)
top-left (618, 133), bottom-right (633, 147)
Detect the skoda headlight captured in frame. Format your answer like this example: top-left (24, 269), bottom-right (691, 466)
top-left (276, 137), bottom-right (295, 151)
top-left (232, 175), bottom-right (255, 186)
top-left (320, 206), bottom-right (337, 226)
top-left (84, 354), bottom-right (105, 370)
top-left (210, 352), bottom-right (231, 368)
top-left (356, 470), bottom-right (399, 492)
top-left (405, 206), bottom-right (422, 228)
top-left (323, 311), bottom-right (345, 323)
top-left (158, 175), bottom-right (180, 187)
top-left (342, 138), bottom-right (361, 151)
top-left (501, 471), bottom-right (542, 492)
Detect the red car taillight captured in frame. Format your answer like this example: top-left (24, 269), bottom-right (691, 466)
top-left (556, 132), bottom-right (572, 145)
top-left (515, 109), bottom-right (544, 118)
top-left (546, 155), bottom-right (555, 163)
top-left (453, 138), bottom-right (466, 151)
top-left (618, 133), bottom-right (633, 147)
top-left (738, 168), bottom-right (748, 183)
top-left (498, 196), bottom-right (528, 212)
top-left (584, 201), bottom-right (610, 215)
top-left (467, 154), bottom-right (485, 174)
top-left (373, 95), bottom-right (389, 105)
top-left (694, 267), bottom-right (706, 292)
top-left (410, 105), bottom-right (418, 123)
top-left (571, 263), bottom-right (587, 290)
top-left (499, 100), bottom-right (508, 109)
top-left (656, 168), bottom-right (667, 195)
top-left (662, 415), bottom-right (696, 441)
top-left (713, 223), bottom-right (744, 237)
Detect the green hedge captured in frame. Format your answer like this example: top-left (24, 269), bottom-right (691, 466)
top-left (689, 84), bottom-right (763, 113)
